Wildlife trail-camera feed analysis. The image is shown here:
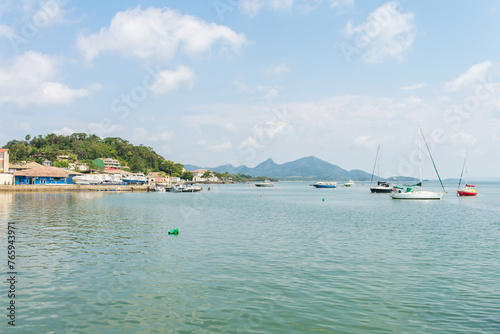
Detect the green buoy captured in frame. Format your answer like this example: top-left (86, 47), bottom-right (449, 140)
top-left (168, 228), bottom-right (179, 235)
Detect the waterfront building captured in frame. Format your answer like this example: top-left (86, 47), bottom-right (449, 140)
top-left (148, 172), bottom-right (168, 184)
top-left (192, 169), bottom-right (219, 182)
top-left (93, 158), bottom-right (121, 172)
top-left (14, 165), bottom-right (80, 185)
top-left (0, 149), bottom-right (9, 173)
top-left (0, 173), bottom-right (13, 185)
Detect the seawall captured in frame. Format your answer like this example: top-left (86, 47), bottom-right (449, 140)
top-left (0, 185), bottom-right (151, 192)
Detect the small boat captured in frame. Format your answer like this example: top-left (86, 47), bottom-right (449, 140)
top-left (173, 184), bottom-right (202, 192)
top-left (370, 181), bottom-right (393, 193)
top-left (155, 186), bottom-right (165, 192)
top-left (343, 179), bottom-right (355, 187)
top-left (255, 180), bottom-right (274, 187)
top-left (312, 181), bottom-right (337, 188)
top-left (457, 153), bottom-right (477, 197)
top-left (369, 144), bottom-right (393, 193)
top-left (182, 185), bottom-right (202, 192)
top-left (122, 173), bottom-right (148, 184)
top-left (391, 126), bottom-right (446, 200)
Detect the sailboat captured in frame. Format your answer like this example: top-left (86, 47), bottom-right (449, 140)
top-left (369, 144), bottom-right (393, 193)
top-left (391, 126), bottom-right (446, 200)
top-left (457, 153), bottom-right (477, 197)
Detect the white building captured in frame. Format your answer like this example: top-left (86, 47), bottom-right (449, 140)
top-left (192, 169), bottom-right (219, 182)
top-left (0, 149), bottom-right (9, 173)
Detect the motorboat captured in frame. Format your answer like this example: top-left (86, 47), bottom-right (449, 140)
top-left (255, 180), bottom-right (274, 187)
top-left (343, 179), bottom-right (355, 187)
top-left (312, 181), bottom-right (337, 188)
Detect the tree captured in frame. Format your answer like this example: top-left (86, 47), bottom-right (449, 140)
top-left (53, 161), bottom-right (69, 168)
top-left (181, 171), bottom-right (193, 181)
top-left (202, 170), bottom-right (212, 178)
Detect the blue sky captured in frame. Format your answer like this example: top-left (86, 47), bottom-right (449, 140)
top-left (1, 0), bottom-right (500, 178)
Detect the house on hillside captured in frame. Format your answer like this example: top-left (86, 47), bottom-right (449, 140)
top-left (93, 158), bottom-right (121, 172)
top-left (14, 165), bottom-right (80, 185)
top-left (43, 160), bottom-right (52, 166)
top-left (0, 149), bottom-right (9, 173)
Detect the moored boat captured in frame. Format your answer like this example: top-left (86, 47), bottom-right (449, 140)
top-left (369, 144), bottom-right (393, 193)
top-left (122, 173), bottom-right (147, 184)
top-left (343, 179), bottom-right (355, 187)
top-left (457, 153), bottom-right (477, 197)
top-left (312, 181), bottom-right (337, 188)
top-left (255, 180), bottom-right (274, 187)
top-left (370, 181), bottom-right (393, 193)
top-left (390, 126), bottom-right (446, 200)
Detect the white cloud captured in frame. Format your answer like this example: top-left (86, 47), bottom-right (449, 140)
top-left (263, 88), bottom-right (278, 100)
top-left (0, 24), bottom-right (13, 38)
top-left (87, 122), bottom-right (123, 136)
top-left (53, 127), bottom-right (76, 136)
top-left (198, 139), bottom-right (233, 152)
top-left (354, 135), bottom-right (393, 149)
top-left (19, 122), bottom-right (30, 132)
top-left (343, 2), bottom-right (416, 64)
top-left (132, 127), bottom-right (173, 142)
top-left (444, 60), bottom-right (492, 92)
top-left (232, 79), bottom-right (250, 92)
top-left (399, 82), bottom-right (426, 90)
top-left (151, 66), bottom-right (195, 95)
top-left (239, 0), bottom-right (293, 16)
top-left (0, 51), bottom-right (90, 107)
top-left (239, 120), bottom-right (289, 151)
top-left (331, 0), bottom-right (354, 9)
top-left (271, 0), bottom-right (294, 10)
top-left (449, 132), bottom-right (477, 144)
top-left (36, 82), bottom-right (89, 105)
top-left (265, 63), bottom-right (290, 75)
top-left (77, 7), bottom-right (246, 62)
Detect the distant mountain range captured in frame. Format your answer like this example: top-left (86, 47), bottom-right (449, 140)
top-left (185, 156), bottom-right (418, 181)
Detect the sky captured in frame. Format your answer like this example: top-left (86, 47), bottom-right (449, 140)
top-left (1, 0), bottom-right (500, 179)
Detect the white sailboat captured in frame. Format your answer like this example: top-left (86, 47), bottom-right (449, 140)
top-left (391, 126), bottom-right (446, 200)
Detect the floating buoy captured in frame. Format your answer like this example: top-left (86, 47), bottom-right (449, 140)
top-left (322, 198), bottom-right (325, 202)
top-left (168, 228), bottom-right (179, 235)
top-left (260, 195), bottom-right (262, 197)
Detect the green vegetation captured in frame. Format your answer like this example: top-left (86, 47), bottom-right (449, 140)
top-left (2, 133), bottom-right (184, 175)
top-left (214, 172), bottom-right (278, 182)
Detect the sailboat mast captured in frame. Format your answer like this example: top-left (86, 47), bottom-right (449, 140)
top-left (370, 144), bottom-right (379, 187)
top-left (377, 146), bottom-right (381, 182)
top-left (418, 126), bottom-right (422, 190)
top-left (465, 152), bottom-right (469, 185)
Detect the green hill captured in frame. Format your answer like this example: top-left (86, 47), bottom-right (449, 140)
top-left (2, 133), bottom-right (183, 175)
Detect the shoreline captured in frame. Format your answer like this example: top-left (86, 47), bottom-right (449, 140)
top-left (0, 184), bottom-right (151, 192)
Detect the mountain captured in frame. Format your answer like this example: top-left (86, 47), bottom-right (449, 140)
top-left (186, 156), bottom-right (377, 180)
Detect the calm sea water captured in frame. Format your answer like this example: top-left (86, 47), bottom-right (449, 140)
top-left (1, 182), bottom-right (500, 333)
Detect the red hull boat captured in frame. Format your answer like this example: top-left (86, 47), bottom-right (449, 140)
top-left (457, 154), bottom-right (477, 197)
top-left (457, 185), bottom-right (477, 197)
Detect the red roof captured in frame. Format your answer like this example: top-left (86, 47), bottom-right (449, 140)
top-left (0, 149), bottom-right (8, 152)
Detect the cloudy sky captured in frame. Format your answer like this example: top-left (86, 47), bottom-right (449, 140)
top-left (1, 0), bottom-right (500, 178)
